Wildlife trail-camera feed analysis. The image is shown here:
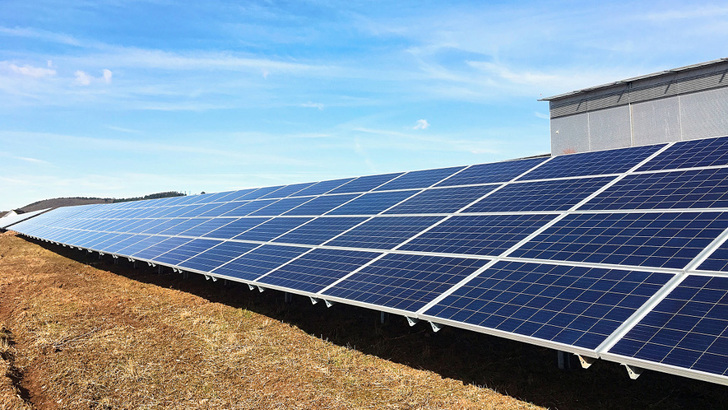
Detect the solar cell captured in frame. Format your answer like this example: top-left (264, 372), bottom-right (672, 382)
top-left (327, 190), bottom-right (419, 215)
top-left (424, 261), bottom-right (673, 349)
top-left (522, 144), bottom-right (664, 181)
top-left (400, 214), bottom-right (556, 256)
top-left (465, 177), bottom-right (613, 213)
top-left (326, 216), bottom-right (444, 250)
top-left (199, 201), bottom-right (249, 217)
top-left (374, 166), bottom-right (465, 191)
top-left (156, 218), bottom-right (204, 236)
top-left (436, 157), bottom-right (546, 187)
top-left (639, 135), bottom-right (728, 171)
top-left (609, 275), bottom-right (728, 376)
top-left (259, 182), bottom-right (315, 199)
top-left (221, 199), bottom-right (279, 216)
top-left (273, 217), bottom-right (367, 245)
top-left (177, 218), bottom-right (235, 237)
top-left (212, 244), bottom-right (310, 282)
top-left (103, 234), bottom-right (150, 254)
top-left (178, 241), bottom-right (260, 272)
top-left (580, 168), bottom-right (728, 211)
top-left (115, 235), bottom-right (166, 256)
top-left (328, 172), bottom-right (404, 194)
top-left (257, 248), bottom-right (382, 293)
top-left (385, 185), bottom-right (499, 214)
top-left (323, 254), bottom-right (489, 312)
top-left (511, 212), bottom-right (728, 269)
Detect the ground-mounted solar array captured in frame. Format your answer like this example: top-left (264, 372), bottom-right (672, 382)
top-left (10, 134), bottom-right (728, 386)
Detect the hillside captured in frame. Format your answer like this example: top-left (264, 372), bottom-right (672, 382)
top-left (16, 192), bottom-right (186, 213)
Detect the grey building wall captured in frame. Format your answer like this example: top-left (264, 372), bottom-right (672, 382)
top-left (546, 59), bottom-right (728, 155)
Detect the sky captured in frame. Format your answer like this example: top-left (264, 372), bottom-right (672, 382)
top-left (1, 0), bottom-right (727, 210)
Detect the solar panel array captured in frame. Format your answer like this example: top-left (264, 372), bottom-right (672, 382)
top-left (0, 208), bottom-right (50, 229)
top-left (10, 135), bottom-right (728, 386)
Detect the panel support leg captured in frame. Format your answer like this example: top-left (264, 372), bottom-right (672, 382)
top-left (182, 271), bottom-right (190, 280)
top-left (380, 311), bottom-right (388, 325)
top-left (284, 292), bottom-right (293, 304)
top-left (624, 364), bottom-right (643, 380)
top-left (557, 351), bottom-right (573, 370)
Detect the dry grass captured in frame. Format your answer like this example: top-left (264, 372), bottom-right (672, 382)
top-left (0, 232), bottom-right (539, 409)
top-left (1, 231), bottom-right (727, 409)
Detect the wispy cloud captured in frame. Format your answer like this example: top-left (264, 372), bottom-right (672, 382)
top-left (300, 102), bottom-right (324, 110)
top-left (413, 119), bottom-right (429, 130)
top-left (6, 63), bottom-right (56, 78)
top-left (0, 26), bottom-right (82, 46)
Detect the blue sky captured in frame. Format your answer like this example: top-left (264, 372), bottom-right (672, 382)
top-left (1, 1), bottom-right (727, 210)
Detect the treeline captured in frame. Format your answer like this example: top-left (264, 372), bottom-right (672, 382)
top-left (111, 191), bottom-right (186, 203)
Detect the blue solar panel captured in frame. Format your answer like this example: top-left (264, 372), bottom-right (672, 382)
top-left (259, 182), bottom-right (315, 199)
top-left (103, 234), bottom-right (149, 254)
top-left (212, 244), bottom-right (310, 282)
top-left (239, 185), bottom-right (287, 200)
top-left (374, 166), bottom-right (465, 191)
top-left (512, 212), bottom-right (728, 269)
top-left (199, 201), bottom-right (249, 217)
top-left (155, 238), bottom-right (222, 266)
top-left (328, 173), bottom-right (404, 194)
top-left (257, 248), bottom-right (382, 293)
top-left (385, 185), bottom-right (499, 214)
top-left (202, 218), bottom-right (269, 239)
top-left (132, 237), bottom-right (193, 260)
top-left (425, 261), bottom-right (673, 349)
top-left (323, 254), bottom-right (488, 312)
top-left (580, 168), bottom-right (728, 211)
top-left (156, 218), bottom-right (205, 236)
top-left (326, 216), bottom-right (444, 250)
top-left (610, 275), bottom-right (728, 376)
top-left (178, 241), bottom-right (260, 272)
top-left (221, 199), bottom-right (278, 217)
top-left (327, 190), bottom-right (419, 215)
top-left (178, 218), bottom-right (234, 237)
top-left (248, 197), bottom-right (313, 216)
top-left (233, 217), bottom-right (313, 242)
top-left (436, 157), bottom-right (547, 187)
top-left (273, 217), bottom-right (367, 245)
top-left (522, 144), bottom-right (665, 181)
top-left (465, 177), bottom-right (613, 213)
top-left (141, 219), bottom-right (187, 235)
top-left (291, 178), bottom-right (354, 197)
top-left (115, 235), bottom-right (166, 256)
top-left (219, 188), bottom-right (261, 202)
top-left (400, 214), bottom-right (556, 256)
top-left (639, 136), bottom-right (728, 172)
top-left (283, 194), bottom-right (359, 216)
top-left (698, 239), bottom-right (728, 272)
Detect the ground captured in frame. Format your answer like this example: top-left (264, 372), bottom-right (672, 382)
top-left (0, 231), bottom-right (726, 409)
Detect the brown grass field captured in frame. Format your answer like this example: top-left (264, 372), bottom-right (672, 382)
top-left (1, 231), bottom-right (727, 409)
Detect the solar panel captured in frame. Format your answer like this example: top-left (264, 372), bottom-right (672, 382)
top-left (399, 214), bottom-right (556, 256)
top-left (464, 176), bottom-right (613, 213)
top-left (436, 157), bottom-right (547, 187)
top-left (423, 261), bottom-right (673, 349)
top-left (374, 166), bottom-right (465, 191)
top-left (580, 168), bottom-right (728, 211)
top-left (327, 190), bottom-right (419, 215)
top-left (211, 244), bottom-right (310, 282)
top-left (328, 173), bottom-right (404, 194)
top-left (326, 216), bottom-right (445, 250)
top-left (511, 212), bottom-right (728, 269)
top-left (384, 185), bottom-right (499, 214)
top-left (639, 136), bottom-right (728, 172)
top-left (178, 241), bottom-right (260, 272)
top-left (10, 134), bottom-right (728, 387)
top-left (522, 144), bottom-right (664, 181)
top-left (323, 254), bottom-right (489, 312)
top-left (0, 208), bottom-right (50, 229)
top-left (609, 275), bottom-right (728, 376)
top-left (273, 217), bottom-right (367, 245)
top-left (257, 248), bottom-right (382, 293)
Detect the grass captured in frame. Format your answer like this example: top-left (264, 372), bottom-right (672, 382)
top-left (0, 231), bottom-right (727, 409)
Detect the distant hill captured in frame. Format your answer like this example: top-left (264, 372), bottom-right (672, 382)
top-left (18, 191), bottom-right (186, 213)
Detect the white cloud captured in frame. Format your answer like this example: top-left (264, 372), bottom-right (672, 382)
top-left (8, 63), bottom-right (56, 78)
top-left (413, 119), bottom-right (430, 130)
top-left (534, 111), bottom-right (550, 120)
top-left (301, 102), bottom-right (324, 110)
top-left (74, 69), bottom-right (113, 86)
top-left (74, 70), bottom-right (92, 85)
